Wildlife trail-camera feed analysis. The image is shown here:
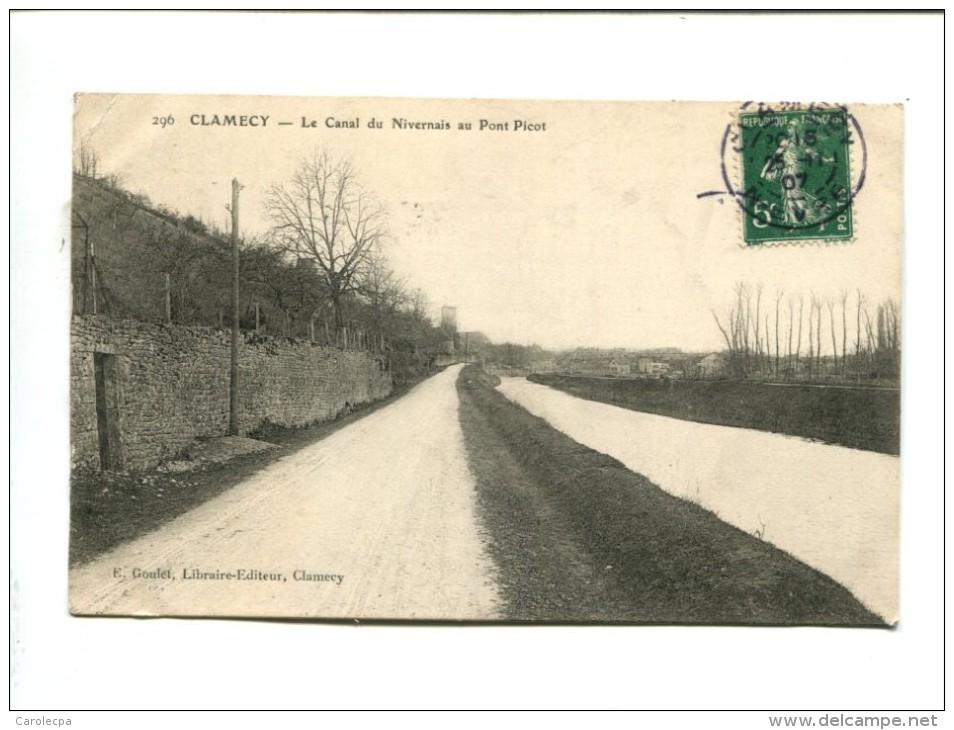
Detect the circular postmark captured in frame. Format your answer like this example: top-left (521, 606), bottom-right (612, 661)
top-left (719, 102), bottom-right (867, 245)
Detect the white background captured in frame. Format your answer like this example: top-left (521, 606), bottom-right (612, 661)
top-left (8, 10), bottom-right (946, 723)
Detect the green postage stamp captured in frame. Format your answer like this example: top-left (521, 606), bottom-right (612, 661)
top-left (736, 107), bottom-right (858, 245)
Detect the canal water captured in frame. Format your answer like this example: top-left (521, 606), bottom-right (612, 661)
top-left (496, 377), bottom-right (899, 622)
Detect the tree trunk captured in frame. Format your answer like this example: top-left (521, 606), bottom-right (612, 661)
top-left (331, 292), bottom-right (344, 331)
top-left (795, 298), bottom-right (803, 379)
top-left (828, 300), bottom-right (838, 379)
top-left (775, 294), bottom-right (781, 379)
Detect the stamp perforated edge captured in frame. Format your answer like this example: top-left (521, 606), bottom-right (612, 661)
top-left (721, 102), bottom-right (864, 249)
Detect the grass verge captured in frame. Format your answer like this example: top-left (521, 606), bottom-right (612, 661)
top-left (529, 374), bottom-right (899, 455)
top-left (69, 376), bottom-right (430, 567)
top-left (457, 365), bottom-right (884, 625)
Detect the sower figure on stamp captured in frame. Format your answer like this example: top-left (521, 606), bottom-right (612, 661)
top-left (759, 136), bottom-right (832, 227)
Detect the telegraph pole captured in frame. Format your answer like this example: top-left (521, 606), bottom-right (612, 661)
top-left (229, 178), bottom-right (240, 436)
top-left (165, 273), bottom-right (171, 324)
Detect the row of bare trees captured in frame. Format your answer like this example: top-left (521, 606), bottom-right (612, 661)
top-left (257, 151), bottom-right (452, 362)
top-left (712, 282), bottom-right (900, 382)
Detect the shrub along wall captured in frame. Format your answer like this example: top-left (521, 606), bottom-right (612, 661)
top-left (71, 315), bottom-right (392, 472)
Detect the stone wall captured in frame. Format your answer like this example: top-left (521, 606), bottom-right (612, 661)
top-left (71, 315), bottom-right (392, 472)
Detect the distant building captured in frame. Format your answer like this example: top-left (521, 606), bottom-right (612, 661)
top-left (636, 358), bottom-right (670, 376)
top-left (440, 306), bottom-right (457, 330)
top-left (439, 306), bottom-right (458, 356)
top-left (606, 359), bottom-right (630, 375)
top-left (697, 352), bottom-right (728, 378)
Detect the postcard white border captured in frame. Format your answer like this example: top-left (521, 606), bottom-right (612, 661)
top-left (9, 10), bottom-right (945, 719)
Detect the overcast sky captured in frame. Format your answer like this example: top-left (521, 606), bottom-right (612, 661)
top-left (74, 94), bottom-right (902, 352)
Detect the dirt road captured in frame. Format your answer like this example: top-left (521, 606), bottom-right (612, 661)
top-left (69, 364), bottom-right (501, 620)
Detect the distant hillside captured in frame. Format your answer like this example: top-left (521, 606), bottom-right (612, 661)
top-left (70, 173), bottom-right (451, 380)
top-left (72, 174), bottom-right (233, 325)
top-left (71, 174), bottom-right (350, 337)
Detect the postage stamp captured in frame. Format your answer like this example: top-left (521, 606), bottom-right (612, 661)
top-left (729, 106), bottom-right (862, 245)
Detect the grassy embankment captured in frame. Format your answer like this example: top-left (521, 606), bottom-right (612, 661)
top-left (457, 365), bottom-right (883, 625)
top-left (69, 375), bottom-right (434, 567)
top-left (528, 374), bottom-right (899, 455)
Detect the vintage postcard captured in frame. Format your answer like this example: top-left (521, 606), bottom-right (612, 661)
top-left (68, 94), bottom-right (902, 624)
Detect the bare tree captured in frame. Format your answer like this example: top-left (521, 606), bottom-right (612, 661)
top-left (840, 291), bottom-right (849, 376)
top-left (827, 298), bottom-right (838, 378)
top-left (795, 295), bottom-right (804, 377)
top-left (855, 289), bottom-right (865, 377)
top-left (786, 295), bottom-right (794, 378)
top-left (807, 296), bottom-right (815, 379)
top-left (882, 299), bottom-right (901, 354)
top-left (753, 283), bottom-right (763, 373)
top-left (775, 289), bottom-right (783, 378)
top-left (740, 282), bottom-right (752, 369)
top-left (241, 242), bottom-right (326, 337)
top-left (407, 287), bottom-right (431, 323)
top-left (265, 151), bottom-right (386, 330)
top-left (714, 282), bottom-right (898, 385)
top-left (875, 299), bottom-right (901, 378)
top-left (356, 250), bottom-right (409, 345)
top-left (75, 140), bottom-right (100, 179)
top-left (712, 282), bottom-right (752, 378)
top-left (712, 310), bottom-right (734, 360)
top-left (863, 305), bottom-right (876, 374)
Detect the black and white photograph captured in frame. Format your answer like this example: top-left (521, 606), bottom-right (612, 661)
top-left (67, 94), bottom-right (901, 625)
top-left (11, 11), bottom-right (943, 718)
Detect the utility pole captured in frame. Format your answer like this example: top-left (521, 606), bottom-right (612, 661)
top-left (165, 272), bottom-right (171, 324)
top-left (229, 178), bottom-right (240, 436)
top-left (90, 233), bottom-right (97, 315)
